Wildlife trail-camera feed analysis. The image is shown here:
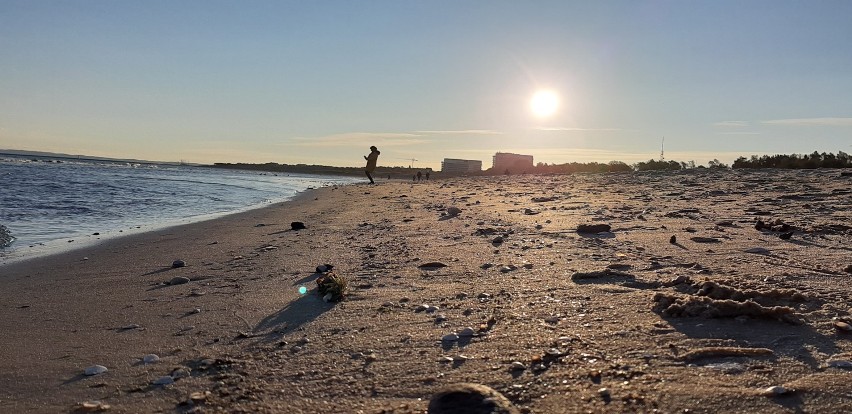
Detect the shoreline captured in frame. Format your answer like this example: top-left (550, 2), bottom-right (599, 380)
top-left (1, 172), bottom-right (850, 413)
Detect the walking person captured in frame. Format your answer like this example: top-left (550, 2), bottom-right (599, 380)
top-left (364, 146), bottom-right (380, 184)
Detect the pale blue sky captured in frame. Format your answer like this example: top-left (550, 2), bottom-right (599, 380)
top-left (1, 0), bottom-right (850, 169)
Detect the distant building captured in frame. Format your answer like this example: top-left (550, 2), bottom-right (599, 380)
top-left (441, 158), bottom-right (482, 174)
top-left (492, 152), bottom-right (533, 173)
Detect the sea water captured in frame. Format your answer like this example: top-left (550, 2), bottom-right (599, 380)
top-left (0, 155), bottom-right (358, 263)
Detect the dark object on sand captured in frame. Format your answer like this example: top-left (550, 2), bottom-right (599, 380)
top-left (779, 231), bottom-right (793, 240)
top-left (316, 271), bottom-right (348, 302)
top-left (291, 221), bottom-right (306, 230)
top-left (316, 264), bottom-right (334, 273)
top-left (0, 224), bottom-right (13, 248)
top-left (576, 223), bottom-right (611, 233)
top-left (172, 260), bottom-right (186, 268)
top-left (755, 220), bottom-right (767, 230)
top-left (670, 235), bottom-right (677, 244)
top-left (419, 262), bottom-right (448, 270)
top-left (428, 383), bottom-right (519, 414)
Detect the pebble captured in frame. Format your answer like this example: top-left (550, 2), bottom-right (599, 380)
top-left (691, 236), bottom-right (721, 243)
top-left (500, 265), bottom-right (516, 273)
top-left (544, 316), bottom-right (559, 324)
top-left (745, 247), bottom-right (771, 255)
top-left (169, 276), bottom-right (191, 285)
top-left (835, 321), bottom-right (852, 332)
top-left (428, 383), bottom-right (519, 414)
top-left (152, 375), bottom-right (175, 385)
top-left (435, 314), bottom-right (448, 322)
top-left (442, 332), bottom-right (459, 342)
top-left (438, 356), bottom-right (454, 363)
top-left (171, 260), bottom-right (186, 268)
top-left (74, 401), bottom-right (111, 412)
top-left (827, 359), bottom-right (852, 368)
top-left (845, 264), bottom-right (852, 273)
top-left (84, 365), bottom-right (108, 376)
top-left (577, 223), bottom-right (611, 233)
top-left (142, 354), bottom-right (160, 364)
top-left (480, 263), bottom-right (494, 269)
top-left (446, 206), bottom-right (462, 216)
top-left (510, 361), bottom-right (526, 370)
top-left (762, 385), bottom-right (790, 396)
top-left (458, 327), bottom-right (476, 337)
top-left (171, 368), bottom-right (191, 379)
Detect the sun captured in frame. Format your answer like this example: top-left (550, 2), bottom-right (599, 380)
top-left (530, 90), bottom-right (559, 118)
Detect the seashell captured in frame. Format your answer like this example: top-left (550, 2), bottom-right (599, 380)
top-left (142, 354), bottom-right (160, 364)
top-left (152, 375), bottom-right (175, 385)
top-left (510, 361), bottom-right (526, 370)
top-left (762, 385), bottom-right (790, 396)
top-left (442, 332), bottom-right (459, 342)
top-left (426, 305), bottom-right (440, 313)
top-left (414, 304), bottom-right (429, 312)
top-left (438, 356), bottom-right (454, 363)
top-left (75, 401), bottom-right (111, 412)
top-left (545, 348), bottom-right (562, 357)
top-left (834, 321), bottom-right (852, 332)
top-left (84, 365), bottom-right (108, 376)
top-left (189, 391), bottom-right (210, 402)
top-left (458, 327), bottom-right (476, 337)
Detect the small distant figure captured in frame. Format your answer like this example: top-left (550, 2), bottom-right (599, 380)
top-left (364, 146), bottom-right (380, 184)
top-left (416, 171), bottom-right (422, 182)
top-left (425, 171), bottom-right (430, 180)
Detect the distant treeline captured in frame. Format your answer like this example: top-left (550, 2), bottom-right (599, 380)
top-left (211, 151), bottom-right (851, 178)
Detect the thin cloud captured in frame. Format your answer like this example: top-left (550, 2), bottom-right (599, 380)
top-left (714, 121), bottom-right (749, 127)
top-left (534, 127), bottom-right (623, 132)
top-left (414, 129), bottom-right (503, 135)
top-left (762, 117), bottom-right (852, 126)
top-left (718, 131), bottom-right (762, 135)
top-left (288, 132), bottom-right (428, 147)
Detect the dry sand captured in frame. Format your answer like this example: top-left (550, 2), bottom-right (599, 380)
top-left (1, 169), bottom-right (851, 413)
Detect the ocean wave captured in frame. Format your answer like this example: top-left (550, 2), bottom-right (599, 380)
top-left (0, 224), bottom-right (13, 248)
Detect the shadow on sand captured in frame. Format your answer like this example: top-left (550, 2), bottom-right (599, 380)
top-left (253, 288), bottom-right (335, 340)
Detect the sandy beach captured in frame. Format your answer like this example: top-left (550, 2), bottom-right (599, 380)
top-left (1, 169), bottom-right (851, 413)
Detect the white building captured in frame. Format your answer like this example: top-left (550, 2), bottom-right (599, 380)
top-left (441, 158), bottom-right (482, 174)
top-left (492, 152), bottom-right (533, 173)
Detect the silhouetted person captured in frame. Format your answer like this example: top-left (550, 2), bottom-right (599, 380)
top-left (416, 171), bottom-right (422, 182)
top-left (364, 146), bottom-right (380, 184)
top-left (425, 171), bottom-right (430, 180)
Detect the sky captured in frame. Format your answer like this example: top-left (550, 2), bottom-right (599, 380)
top-left (1, 1), bottom-right (851, 170)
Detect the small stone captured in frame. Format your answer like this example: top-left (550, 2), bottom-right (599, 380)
top-left (835, 321), bottom-right (852, 332)
top-left (510, 361), bottom-right (526, 371)
top-left (480, 263), bottom-right (494, 269)
top-left (762, 385), bottom-right (790, 396)
top-left (171, 368), bottom-right (190, 379)
top-left (172, 260), bottom-right (186, 268)
top-left (84, 365), bottom-right (108, 376)
top-left (459, 327), bottom-right (476, 337)
top-left (291, 345), bottom-right (302, 353)
top-left (499, 265), bottom-right (516, 273)
top-left (435, 314), bottom-right (448, 322)
top-left (690, 236), bottom-right (721, 243)
top-left (415, 304), bottom-right (429, 312)
top-left (828, 359), bottom-right (852, 368)
top-left (419, 262), bottom-right (448, 270)
top-left (152, 375), bottom-right (175, 385)
top-left (142, 354), bottom-right (160, 364)
top-left (669, 235), bottom-right (677, 244)
top-left (426, 305), bottom-right (440, 313)
top-left (577, 224), bottom-right (611, 233)
top-left (544, 316), bottom-right (559, 324)
top-left (491, 236), bottom-right (504, 244)
top-left (745, 247), bottom-right (770, 255)
top-left (74, 401), bottom-right (111, 412)
top-left (291, 221), bottom-right (306, 230)
top-left (598, 387), bottom-right (611, 397)
top-left (316, 264), bottom-right (333, 273)
top-left (169, 276), bottom-right (191, 285)
top-left (442, 332), bottom-right (459, 342)
top-left (446, 206), bottom-right (462, 216)
top-left (428, 383), bottom-right (519, 414)
top-left (844, 264), bottom-right (852, 274)
top-left (438, 356), bottom-right (454, 363)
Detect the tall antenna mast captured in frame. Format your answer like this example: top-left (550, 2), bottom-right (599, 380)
top-left (660, 137), bottom-right (665, 161)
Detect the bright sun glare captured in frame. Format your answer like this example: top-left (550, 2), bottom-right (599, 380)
top-left (530, 90), bottom-right (559, 118)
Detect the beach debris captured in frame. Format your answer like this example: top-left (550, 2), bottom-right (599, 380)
top-left (576, 223), bottom-right (611, 233)
top-left (499, 265), bottom-right (517, 273)
top-left (0, 224), bottom-right (14, 248)
top-left (84, 365), bottom-right (108, 376)
top-left (480, 262), bottom-right (494, 269)
top-left (419, 262), bottom-right (448, 270)
top-left (152, 375), bottom-right (175, 385)
top-left (171, 260), bottom-right (186, 268)
top-left (446, 206), bottom-right (462, 217)
top-left (119, 324), bottom-right (141, 331)
top-left (779, 231), bottom-right (794, 240)
top-left (72, 401), bottom-right (111, 412)
top-left (844, 264), bottom-right (852, 274)
top-left (316, 271), bottom-right (348, 302)
top-left (531, 196), bottom-right (557, 202)
top-left (169, 276), bottom-right (191, 285)
top-left (290, 221), bottom-right (306, 230)
top-left (428, 383), bottom-right (519, 414)
top-left (653, 292), bottom-right (802, 324)
top-left (704, 362), bottom-right (745, 374)
top-left (315, 264), bottom-right (334, 273)
top-left (142, 354), bottom-right (160, 364)
top-left (835, 321), bottom-right (852, 332)
top-left (669, 235), bottom-right (677, 244)
top-left (491, 236), bottom-right (504, 244)
top-left (761, 385), bottom-right (792, 396)
top-left (571, 269), bottom-right (633, 281)
top-left (678, 346), bottom-right (774, 362)
top-left (510, 361), bottom-right (526, 371)
top-left (184, 391), bottom-right (211, 405)
top-left (690, 236), bottom-right (721, 243)
top-left (523, 208), bottom-right (539, 215)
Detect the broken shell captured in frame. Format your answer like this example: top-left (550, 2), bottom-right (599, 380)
top-left (84, 365), bottom-right (108, 376)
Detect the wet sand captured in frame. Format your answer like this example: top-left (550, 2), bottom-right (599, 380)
top-left (1, 169), bottom-right (851, 413)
